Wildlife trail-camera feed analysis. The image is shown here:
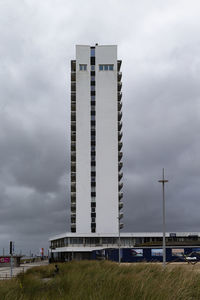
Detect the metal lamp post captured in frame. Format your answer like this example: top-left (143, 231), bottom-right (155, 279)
top-left (158, 168), bottom-right (168, 268)
top-left (118, 216), bottom-right (121, 264)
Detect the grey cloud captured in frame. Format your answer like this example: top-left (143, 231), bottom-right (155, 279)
top-left (1, 0), bottom-right (200, 254)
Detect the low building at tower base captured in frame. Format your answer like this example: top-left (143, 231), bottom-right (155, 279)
top-left (49, 231), bottom-right (200, 262)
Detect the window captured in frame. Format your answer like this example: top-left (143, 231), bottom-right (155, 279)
top-left (79, 64), bottom-right (87, 71)
top-left (91, 65), bottom-right (95, 71)
top-left (91, 197), bottom-right (96, 203)
top-left (91, 85), bottom-right (95, 91)
top-left (91, 115), bottom-right (95, 121)
top-left (91, 217), bottom-right (96, 223)
top-left (91, 96), bottom-right (95, 102)
top-left (99, 64), bottom-right (114, 71)
top-left (91, 76), bottom-right (95, 81)
top-left (91, 48), bottom-right (95, 57)
top-left (91, 207), bottom-right (96, 212)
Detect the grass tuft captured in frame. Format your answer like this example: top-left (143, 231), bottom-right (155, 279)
top-left (0, 261), bottom-right (200, 299)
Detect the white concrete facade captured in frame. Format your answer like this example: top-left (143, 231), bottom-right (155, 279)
top-left (71, 45), bottom-right (122, 235)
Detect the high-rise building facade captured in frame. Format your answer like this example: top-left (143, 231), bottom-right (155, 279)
top-left (71, 45), bottom-right (123, 235)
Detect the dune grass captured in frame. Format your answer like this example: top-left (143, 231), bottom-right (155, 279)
top-left (0, 261), bottom-right (200, 299)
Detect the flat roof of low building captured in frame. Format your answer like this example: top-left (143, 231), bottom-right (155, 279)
top-left (49, 232), bottom-right (200, 241)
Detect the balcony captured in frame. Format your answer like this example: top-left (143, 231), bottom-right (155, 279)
top-left (118, 121), bottom-right (122, 131)
top-left (118, 162), bottom-right (123, 171)
top-left (71, 82), bottom-right (76, 92)
top-left (118, 111), bottom-right (122, 121)
top-left (118, 92), bottom-right (122, 102)
top-left (117, 60), bottom-right (122, 72)
top-left (119, 201), bottom-right (123, 210)
top-left (71, 102), bottom-right (76, 111)
top-left (119, 172), bottom-right (123, 181)
top-left (119, 212), bottom-right (123, 219)
top-left (118, 152), bottom-right (123, 161)
top-left (119, 182), bottom-right (123, 191)
top-left (71, 182), bottom-right (76, 188)
top-left (71, 165), bottom-right (76, 172)
top-left (118, 101), bottom-right (122, 111)
top-left (71, 185), bottom-right (76, 192)
top-left (118, 142), bottom-right (123, 151)
top-left (119, 192), bottom-right (123, 200)
top-left (71, 175), bottom-right (76, 183)
top-left (71, 206), bottom-right (76, 212)
top-left (71, 133), bottom-right (76, 142)
top-left (71, 112), bottom-right (76, 121)
top-left (118, 82), bottom-right (122, 92)
top-left (71, 93), bottom-right (76, 102)
top-left (118, 132), bottom-right (123, 141)
top-left (71, 155), bottom-right (76, 162)
top-left (71, 192), bottom-right (76, 198)
top-left (71, 72), bottom-right (76, 81)
top-left (71, 197), bottom-right (76, 204)
top-left (71, 123), bottom-right (76, 131)
top-left (71, 60), bottom-right (76, 72)
top-left (118, 72), bottom-right (122, 81)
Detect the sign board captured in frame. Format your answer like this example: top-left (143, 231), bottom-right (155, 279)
top-left (0, 257), bottom-right (10, 263)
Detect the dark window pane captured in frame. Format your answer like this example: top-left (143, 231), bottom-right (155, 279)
top-left (90, 57), bottom-right (95, 65)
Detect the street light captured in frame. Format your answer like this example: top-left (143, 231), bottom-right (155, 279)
top-left (118, 216), bottom-right (121, 264)
top-left (158, 168), bottom-right (168, 269)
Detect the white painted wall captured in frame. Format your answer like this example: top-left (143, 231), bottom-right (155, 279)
top-left (76, 45), bottom-right (91, 233)
top-left (74, 45), bottom-right (119, 235)
top-left (96, 45), bottom-right (119, 234)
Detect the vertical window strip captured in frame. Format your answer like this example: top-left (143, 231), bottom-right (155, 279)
top-left (90, 47), bottom-right (96, 233)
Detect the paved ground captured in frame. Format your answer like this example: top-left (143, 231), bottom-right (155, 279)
top-left (0, 260), bottom-right (48, 280)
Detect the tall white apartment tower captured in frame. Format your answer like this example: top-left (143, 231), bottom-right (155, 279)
top-left (71, 45), bottom-right (123, 235)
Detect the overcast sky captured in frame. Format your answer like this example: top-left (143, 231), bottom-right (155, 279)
top-left (1, 0), bottom-right (200, 255)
